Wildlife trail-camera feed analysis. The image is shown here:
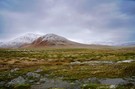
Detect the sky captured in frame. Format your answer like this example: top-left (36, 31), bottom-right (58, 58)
top-left (0, 0), bottom-right (135, 43)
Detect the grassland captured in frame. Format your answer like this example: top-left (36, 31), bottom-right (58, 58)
top-left (0, 47), bottom-right (135, 89)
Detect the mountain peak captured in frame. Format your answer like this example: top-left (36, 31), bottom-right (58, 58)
top-left (30, 33), bottom-right (78, 47)
top-left (41, 33), bottom-right (67, 42)
top-left (12, 33), bottom-right (41, 43)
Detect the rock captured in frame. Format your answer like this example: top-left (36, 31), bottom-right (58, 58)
top-left (70, 61), bottom-right (81, 65)
top-left (41, 59), bottom-right (44, 61)
top-left (39, 78), bottom-right (47, 83)
top-left (88, 77), bottom-right (101, 84)
top-left (26, 72), bottom-right (41, 78)
top-left (10, 68), bottom-right (20, 72)
top-left (29, 80), bottom-right (35, 83)
top-left (34, 69), bottom-right (43, 73)
top-left (110, 85), bottom-right (116, 88)
top-left (31, 79), bottom-right (75, 89)
top-left (7, 76), bottom-right (26, 86)
top-left (36, 82), bottom-right (40, 85)
top-left (8, 73), bottom-right (12, 77)
top-left (0, 81), bottom-right (5, 87)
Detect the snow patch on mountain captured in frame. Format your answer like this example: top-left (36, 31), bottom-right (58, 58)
top-left (0, 33), bottom-right (41, 48)
top-left (12, 33), bottom-right (41, 43)
top-left (41, 34), bottom-right (68, 42)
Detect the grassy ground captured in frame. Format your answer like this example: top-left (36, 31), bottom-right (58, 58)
top-left (0, 47), bottom-right (135, 88)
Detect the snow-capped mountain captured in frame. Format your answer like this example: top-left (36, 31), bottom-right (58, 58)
top-left (0, 33), bottom-right (41, 48)
top-left (30, 33), bottom-right (78, 47)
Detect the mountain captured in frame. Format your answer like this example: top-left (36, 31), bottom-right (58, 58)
top-left (0, 42), bottom-right (5, 47)
top-left (0, 33), bottom-right (84, 48)
top-left (0, 33), bottom-right (41, 48)
top-left (12, 33), bottom-right (41, 43)
top-left (92, 42), bottom-right (118, 46)
top-left (118, 42), bottom-right (135, 46)
top-left (1, 33), bottom-right (134, 48)
top-left (92, 41), bottom-right (135, 47)
top-left (26, 33), bottom-right (82, 47)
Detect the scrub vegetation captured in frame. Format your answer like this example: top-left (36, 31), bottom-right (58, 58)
top-left (0, 47), bottom-right (135, 89)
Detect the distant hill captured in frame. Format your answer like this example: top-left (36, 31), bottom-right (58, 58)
top-left (118, 42), bottom-right (135, 47)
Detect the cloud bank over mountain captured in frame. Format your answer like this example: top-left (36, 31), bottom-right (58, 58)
top-left (0, 0), bottom-right (135, 43)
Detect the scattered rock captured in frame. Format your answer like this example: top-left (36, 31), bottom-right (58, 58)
top-left (0, 81), bottom-right (5, 87)
top-left (36, 82), bottom-right (40, 85)
top-left (34, 69), bottom-right (43, 73)
top-left (110, 85), bottom-right (117, 89)
top-left (39, 78), bottom-right (47, 83)
top-left (29, 80), bottom-right (35, 83)
top-left (31, 79), bottom-right (81, 89)
top-left (26, 72), bottom-right (41, 78)
top-left (99, 78), bottom-right (126, 85)
top-left (88, 77), bottom-right (101, 84)
top-left (10, 68), bottom-right (20, 72)
top-left (8, 73), bottom-right (12, 77)
top-left (7, 76), bottom-right (26, 86)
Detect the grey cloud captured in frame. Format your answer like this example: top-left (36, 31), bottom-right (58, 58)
top-left (0, 0), bottom-right (134, 43)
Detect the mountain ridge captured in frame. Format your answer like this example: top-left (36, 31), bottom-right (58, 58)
top-left (0, 33), bottom-right (135, 48)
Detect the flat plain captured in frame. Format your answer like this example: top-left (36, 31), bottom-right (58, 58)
top-left (0, 47), bottom-right (135, 89)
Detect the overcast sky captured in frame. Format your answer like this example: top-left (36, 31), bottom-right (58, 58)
top-left (0, 0), bottom-right (135, 43)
